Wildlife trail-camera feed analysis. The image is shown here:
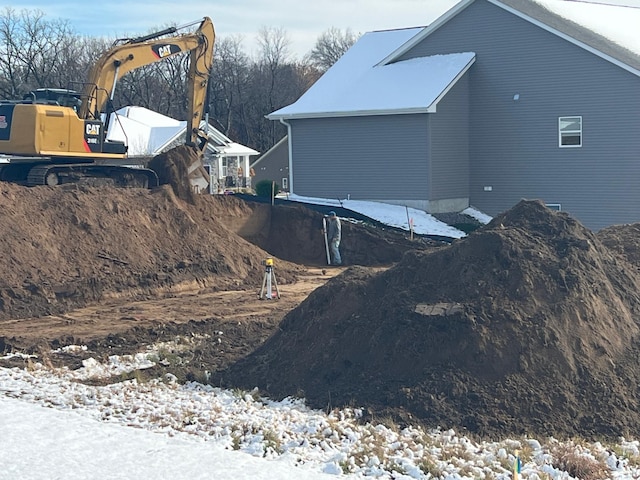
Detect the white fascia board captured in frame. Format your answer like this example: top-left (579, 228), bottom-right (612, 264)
top-left (268, 107), bottom-right (432, 121)
top-left (378, 0), bottom-right (475, 66)
top-left (489, 0), bottom-right (640, 78)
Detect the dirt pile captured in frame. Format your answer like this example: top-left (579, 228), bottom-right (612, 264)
top-left (0, 182), bottom-right (427, 322)
top-left (597, 223), bottom-right (640, 271)
top-left (0, 183), bottom-right (306, 321)
top-left (148, 144), bottom-right (203, 203)
top-left (223, 200), bottom-right (640, 439)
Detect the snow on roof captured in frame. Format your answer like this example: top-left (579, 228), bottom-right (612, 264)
top-left (269, 27), bottom-right (477, 119)
top-left (223, 142), bottom-right (259, 156)
top-left (106, 107), bottom-right (256, 157)
top-left (531, 0), bottom-right (640, 58)
top-left (271, 51), bottom-right (475, 119)
top-left (106, 107), bottom-right (183, 156)
top-left (115, 105), bottom-right (182, 127)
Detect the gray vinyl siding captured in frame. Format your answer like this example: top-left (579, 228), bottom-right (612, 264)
top-left (252, 139), bottom-right (290, 191)
top-left (397, 0), bottom-right (640, 230)
top-left (430, 72), bottom-right (470, 201)
top-left (289, 115), bottom-right (430, 201)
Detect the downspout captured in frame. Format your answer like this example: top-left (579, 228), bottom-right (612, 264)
top-left (279, 118), bottom-right (293, 194)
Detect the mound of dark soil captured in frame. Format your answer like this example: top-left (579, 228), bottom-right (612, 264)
top-left (222, 200), bottom-right (640, 439)
top-left (597, 223), bottom-right (640, 271)
top-left (148, 144), bottom-right (202, 204)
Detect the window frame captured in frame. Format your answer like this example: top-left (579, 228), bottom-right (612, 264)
top-left (558, 116), bottom-right (582, 148)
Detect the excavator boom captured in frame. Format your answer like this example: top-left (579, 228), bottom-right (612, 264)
top-left (81, 17), bottom-right (215, 150)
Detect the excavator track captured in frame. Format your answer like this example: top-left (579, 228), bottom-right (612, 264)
top-left (26, 164), bottom-right (159, 188)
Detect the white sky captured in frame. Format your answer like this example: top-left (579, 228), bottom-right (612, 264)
top-left (5, 0), bottom-right (460, 59)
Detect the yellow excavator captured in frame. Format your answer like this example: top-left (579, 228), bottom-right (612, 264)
top-left (0, 17), bottom-right (215, 189)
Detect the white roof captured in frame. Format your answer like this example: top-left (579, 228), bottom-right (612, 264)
top-left (268, 28), bottom-right (475, 120)
top-left (106, 106), bottom-right (258, 157)
top-left (106, 106), bottom-right (184, 156)
top-left (223, 142), bottom-right (259, 156)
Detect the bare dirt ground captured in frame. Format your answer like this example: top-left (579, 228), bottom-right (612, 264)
top-left (0, 154), bottom-right (434, 388)
top-left (4, 151), bottom-right (640, 441)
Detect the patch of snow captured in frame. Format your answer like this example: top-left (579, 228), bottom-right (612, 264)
top-left (283, 194), bottom-right (486, 238)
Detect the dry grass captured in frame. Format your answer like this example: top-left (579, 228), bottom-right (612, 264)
top-left (551, 443), bottom-right (610, 480)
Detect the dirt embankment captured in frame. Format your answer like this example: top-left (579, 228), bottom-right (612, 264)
top-left (0, 174), bottom-right (433, 352)
top-left (222, 200), bottom-right (640, 439)
top-left (6, 163), bottom-right (640, 442)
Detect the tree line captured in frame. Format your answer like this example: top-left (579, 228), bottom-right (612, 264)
top-left (0, 8), bottom-right (358, 155)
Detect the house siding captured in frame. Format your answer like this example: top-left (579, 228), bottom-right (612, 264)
top-left (397, 0), bottom-right (640, 230)
top-left (430, 71), bottom-right (470, 205)
top-left (289, 115), bottom-right (430, 202)
top-left (252, 137), bottom-right (290, 192)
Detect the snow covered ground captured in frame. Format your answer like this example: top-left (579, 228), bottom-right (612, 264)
top-left (3, 354), bottom-right (640, 479)
top-left (281, 193), bottom-right (493, 239)
top-left (2, 199), bottom-right (640, 479)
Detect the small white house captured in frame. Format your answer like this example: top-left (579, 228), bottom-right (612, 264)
top-left (107, 106), bottom-right (259, 193)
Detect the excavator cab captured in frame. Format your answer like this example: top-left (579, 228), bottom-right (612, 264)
top-left (22, 88), bottom-right (83, 112)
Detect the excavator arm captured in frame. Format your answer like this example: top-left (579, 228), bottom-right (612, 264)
top-left (80, 17), bottom-right (215, 149)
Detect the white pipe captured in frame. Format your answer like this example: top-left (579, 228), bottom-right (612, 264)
top-left (279, 118), bottom-right (293, 193)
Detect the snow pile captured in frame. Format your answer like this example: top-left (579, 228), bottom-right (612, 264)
top-left (2, 350), bottom-right (640, 479)
top-left (282, 193), bottom-right (486, 238)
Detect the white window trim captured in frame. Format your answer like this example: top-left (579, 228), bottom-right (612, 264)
top-left (559, 116), bottom-right (582, 148)
top-left (545, 203), bottom-right (561, 211)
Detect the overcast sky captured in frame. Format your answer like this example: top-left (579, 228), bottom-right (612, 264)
top-left (5, 0), bottom-right (640, 59)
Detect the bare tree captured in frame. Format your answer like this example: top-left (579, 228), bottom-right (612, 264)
top-left (307, 27), bottom-right (359, 71)
top-left (209, 35), bottom-right (251, 140)
top-left (0, 7), bottom-right (26, 97)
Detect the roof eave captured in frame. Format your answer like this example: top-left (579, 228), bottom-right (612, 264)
top-left (268, 107), bottom-right (433, 121)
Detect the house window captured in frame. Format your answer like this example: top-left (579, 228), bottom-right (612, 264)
top-left (559, 116), bottom-right (582, 147)
top-left (221, 156), bottom-right (238, 177)
top-left (545, 203), bottom-right (561, 211)
top-left (281, 177), bottom-right (288, 190)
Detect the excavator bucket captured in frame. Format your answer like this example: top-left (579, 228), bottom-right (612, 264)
top-left (187, 154), bottom-right (210, 193)
top-left (148, 144), bottom-right (209, 202)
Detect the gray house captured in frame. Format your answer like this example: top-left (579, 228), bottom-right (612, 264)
top-left (250, 136), bottom-right (290, 192)
top-left (267, 0), bottom-right (640, 231)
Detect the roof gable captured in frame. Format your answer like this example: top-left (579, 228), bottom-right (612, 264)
top-left (387, 0), bottom-right (640, 76)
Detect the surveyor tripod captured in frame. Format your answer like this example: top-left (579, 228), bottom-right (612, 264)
top-left (259, 257), bottom-right (280, 300)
